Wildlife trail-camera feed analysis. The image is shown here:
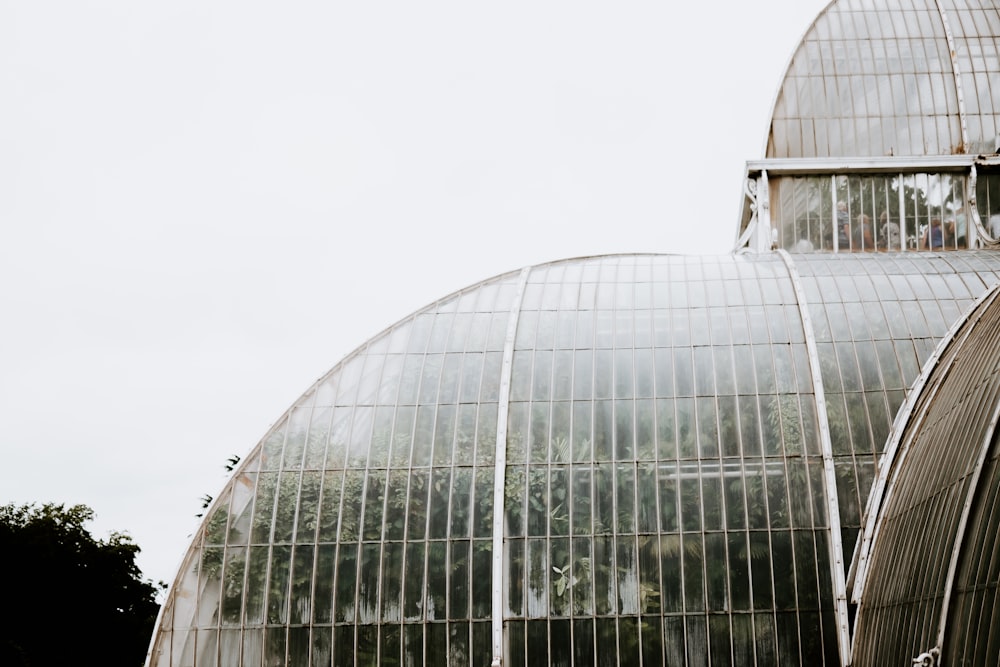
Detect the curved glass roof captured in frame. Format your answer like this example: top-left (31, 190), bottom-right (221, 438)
top-left (767, 0), bottom-right (1000, 158)
top-left (851, 282), bottom-right (1000, 665)
top-left (146, 252), bottom-right (1000, 667)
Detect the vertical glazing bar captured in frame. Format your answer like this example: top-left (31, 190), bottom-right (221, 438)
top-left (776, 249), bottom-right (851, 666)
top-left (760, 170), bottom-right (773, 251)
top-left (832, 175), bottom-right (840, 253)
top-left (898, 173), bottom-right (907, 251)
top-left (734, 175), bottom-right (760, 252)
top-left (934, 0), bottom-right (969, 154)
top-left (491, 267), bottom-right (532, 666)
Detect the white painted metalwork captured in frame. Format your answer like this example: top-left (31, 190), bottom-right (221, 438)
top-left (736, 171), bottom-right (775, 253)
top-left (734, 176), bottom-right (760, 252)
top-left (912, 647), bottom-right (940, 666)
top-left (490, 266), bottom-right (531, 667)
top-left (747, 156), bottom-right (978, 177)
top-left (898, 172), bottom-right (908, 253)
top-left (776, 249), bottom-right (852, 667)
top-left (934, 0), bottom-right (970, 155)
top-left (830, 175), bottom-right (839, 254)
top-left (757, 170), bottom-right (772, 253)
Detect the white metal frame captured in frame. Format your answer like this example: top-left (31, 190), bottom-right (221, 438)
top-left (490, 266), bottom-right (531, 667)
top-left (776, 249), bottom-right (852, 667)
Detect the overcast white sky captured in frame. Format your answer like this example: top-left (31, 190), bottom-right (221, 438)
top-left (1, 1), bottom-right (830, 588)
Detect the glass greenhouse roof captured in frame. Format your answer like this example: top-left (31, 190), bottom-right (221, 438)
top-left (148, 252), bottom-right (1000, 666)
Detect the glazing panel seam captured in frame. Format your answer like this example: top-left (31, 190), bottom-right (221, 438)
top-left (776, 249), bottom-right (851, 667)
top-left (491, 266), bottom-right (531, 666)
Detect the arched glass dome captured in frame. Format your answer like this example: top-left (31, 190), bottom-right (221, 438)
top-left (767, 0), bottom-right (1000, 158)
top-left (850, 282), bottom-right (1000, 665)
top-left (147, 252), bottom-right (1000, 666)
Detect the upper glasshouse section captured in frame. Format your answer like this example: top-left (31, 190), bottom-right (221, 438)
top-left (739, 0), bottom-right (1000, 255)
top-left (767, 0), bottom-right (1000, 159)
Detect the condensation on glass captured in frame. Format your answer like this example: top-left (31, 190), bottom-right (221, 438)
top-left (145, 253), bottom-right (1000, 667)
top-left (851, 284), bottom-right (1000, 666)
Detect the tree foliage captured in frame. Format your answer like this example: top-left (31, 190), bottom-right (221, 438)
top-left (0, 503), bottom-right (164, 667)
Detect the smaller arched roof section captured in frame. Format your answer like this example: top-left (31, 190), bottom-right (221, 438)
top-left (850, 280), bottom-right (1000, 666)
top-left (766, 0), bottom-right (1000, 159)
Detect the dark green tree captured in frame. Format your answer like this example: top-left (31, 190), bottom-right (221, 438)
top-left (0, 503), bottom-right (164, 667)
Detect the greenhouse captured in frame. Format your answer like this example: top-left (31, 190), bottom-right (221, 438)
top-left (147, 1), bottom-right (1000, 665)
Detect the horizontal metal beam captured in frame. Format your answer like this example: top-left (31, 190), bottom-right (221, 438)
top-left (745, 155), bottom-right (988, 176)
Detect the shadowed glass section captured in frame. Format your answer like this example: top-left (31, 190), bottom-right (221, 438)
top-left (852, 286), bottom-right (1000, 665)
top-left (768, 0), bottom-right (1000, 158)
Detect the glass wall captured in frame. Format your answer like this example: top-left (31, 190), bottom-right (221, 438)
top-left (772, 172), bottom-right (969, 253)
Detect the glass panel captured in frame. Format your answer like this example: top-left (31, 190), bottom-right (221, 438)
top-left (289, 545), bottom-right (314, 624)
top-left (245, 545), bottom-right (269, 624)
